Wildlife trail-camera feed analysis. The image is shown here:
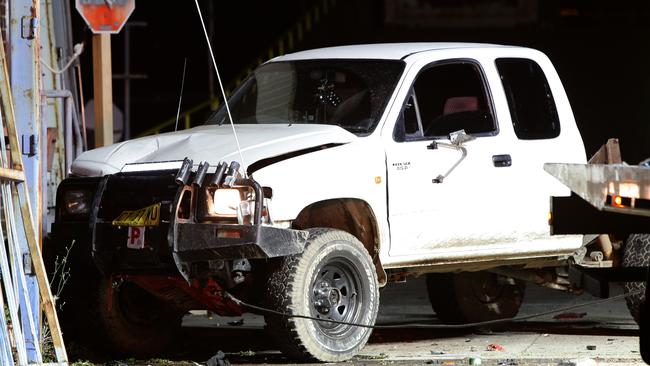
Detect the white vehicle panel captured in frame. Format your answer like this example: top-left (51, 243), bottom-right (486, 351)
top-left (71, 124), bottom-right (357, 176)
top-left (252, 138), bottom-right (388, 224)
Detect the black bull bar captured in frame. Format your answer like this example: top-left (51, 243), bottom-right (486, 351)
top-left (90, 158), bottom-right (308, 280)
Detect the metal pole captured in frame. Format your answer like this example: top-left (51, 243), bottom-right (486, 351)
top-left (124, 24), bottom-right (130, 140)
top-left (117, 21), bottom-right (146, 140)
top-left (208, 0), bottom-right (215, 100)
top-left (43, 89), bottom-right (81, 176)
top-left (92, 33), bottom-right (113, 147)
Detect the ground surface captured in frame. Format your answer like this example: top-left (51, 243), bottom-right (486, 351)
top-left (76, 277), bottom-right (645, 365)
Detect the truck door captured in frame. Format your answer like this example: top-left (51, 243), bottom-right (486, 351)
top-left (494, 57), bottom-right (583, 243)
top-left (385, 60), bottom-right (518, 257)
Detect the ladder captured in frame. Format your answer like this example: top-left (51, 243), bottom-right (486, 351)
top-left (0, 17), bottom-right (68, 366)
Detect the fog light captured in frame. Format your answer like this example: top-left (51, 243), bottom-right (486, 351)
top-left (63, 190), bottom-right (91, 215)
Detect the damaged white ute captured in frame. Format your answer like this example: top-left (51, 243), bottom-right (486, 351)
top-left (51, 43), bottom-right (586, 361)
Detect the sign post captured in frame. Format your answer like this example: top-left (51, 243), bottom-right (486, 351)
top-left (76, 0), bottom-right (135, 147)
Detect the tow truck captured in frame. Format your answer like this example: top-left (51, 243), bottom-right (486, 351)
top-left (546, 138), bottom-right (650, 363)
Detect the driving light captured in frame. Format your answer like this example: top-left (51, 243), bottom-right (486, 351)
top-left (211, 189), bottom-right (242, 216)
top-left (614, 195), bottom-right (623, 206)
top-left (64, 190), bottom-right (91, 215)
top-left (609, 194), bottom-right (632, 208)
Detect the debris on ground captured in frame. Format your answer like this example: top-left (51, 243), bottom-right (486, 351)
top-left (552, 312), bottom-right (587, 320)
top-left (486, 344), bottom-right (505, 351)
top-left (558, 358), bottom-right (597, 366)
top-left (227, 319), bottom-right (244, 326)
top-left (104, 361), bottom-right (129, 366)
top-left (497, 359), bottom-right (518, 366)
top-left (206, 350), bottom-right (231, 366)
top-left (354, 352), bottom-right (388, 360)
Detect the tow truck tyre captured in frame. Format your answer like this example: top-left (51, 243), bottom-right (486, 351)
top-left (642, 281), bottom-right (650, 362)
top-left (93, 277), bottom-right (184, 357)
top-left (265, 228), bottom-right (379, 362)
top-left (623, 233), bottom-right (650, 324)
top-left (426, 272), bottom-right (525, 324)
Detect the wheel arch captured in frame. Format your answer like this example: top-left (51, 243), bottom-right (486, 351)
top-left (292, 198), bottom-right (387, 285)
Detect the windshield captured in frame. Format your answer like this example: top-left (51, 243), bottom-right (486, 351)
top-left (206, 59), bottom-right (405, 134)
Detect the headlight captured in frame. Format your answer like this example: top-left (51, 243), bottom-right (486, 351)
top-left (211, 189), bottom-right (243, 216)
top-left (63, 190), bottom-right (91, 215)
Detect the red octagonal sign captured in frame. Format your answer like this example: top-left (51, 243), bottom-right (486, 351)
top-left (76, 0), bottom-right (135, 34)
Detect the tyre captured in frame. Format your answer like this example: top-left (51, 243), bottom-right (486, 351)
top-left (623, 233), bottom-right (650, 324)
top-left (264, 228), bottom-right (379, 362)
top-left (426, 271), bottom-right (525, 324)
top-left (60, 272), bottom-right (184, 358)
top-left (95, 279), bottom-right (184, 357)
top-left (641, 282), bottom-right (650, 363)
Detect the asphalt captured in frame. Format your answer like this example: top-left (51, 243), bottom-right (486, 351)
top-left (174, 277), bottom-right (645, 365)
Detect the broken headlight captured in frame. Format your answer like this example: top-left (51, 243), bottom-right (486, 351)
top-left (63, 190), bottom-right (92, 215)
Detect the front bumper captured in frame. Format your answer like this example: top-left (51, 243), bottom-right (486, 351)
top-left (173, 222), bottom-right (308, 272)
top-left (56, 163), bottom-right (308, 282)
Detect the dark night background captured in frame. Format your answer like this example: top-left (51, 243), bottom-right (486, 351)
top-left (72, 0), bottom-right (650, 163)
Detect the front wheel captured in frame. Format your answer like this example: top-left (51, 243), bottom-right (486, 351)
top-left (264, 228), bottom-right (379, 362)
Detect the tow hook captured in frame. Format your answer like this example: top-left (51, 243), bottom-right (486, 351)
top-left (107, 276), bottom-right (126, 312)
top-left (112, 277), bottom-right (124, 289)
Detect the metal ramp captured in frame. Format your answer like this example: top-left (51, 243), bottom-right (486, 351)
top-left (0, 20), bottom-right (68, 366)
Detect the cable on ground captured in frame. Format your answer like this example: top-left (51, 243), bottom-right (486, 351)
top-left (223, 289), bottom-right (644, 330)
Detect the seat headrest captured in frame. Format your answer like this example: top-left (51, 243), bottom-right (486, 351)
top-left (443, 96), bottom-right (479, 115)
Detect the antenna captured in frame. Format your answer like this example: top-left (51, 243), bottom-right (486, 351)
top-left (174, 57), bottom-right (188, 132)
top-left (193, 0), bottom-right (247, 177)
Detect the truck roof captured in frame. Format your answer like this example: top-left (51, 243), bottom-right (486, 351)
top-left (273, 43), bottom-right (520, 61)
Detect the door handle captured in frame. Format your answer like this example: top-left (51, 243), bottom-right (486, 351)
top-left (492, 154), bottom-right (512, 167)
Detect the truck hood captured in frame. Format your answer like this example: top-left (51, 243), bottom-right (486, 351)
top-left (71, 124), bottom-right (357, 176)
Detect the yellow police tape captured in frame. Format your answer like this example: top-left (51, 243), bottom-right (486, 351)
top-left (112, 203), bottom-right (161, 227)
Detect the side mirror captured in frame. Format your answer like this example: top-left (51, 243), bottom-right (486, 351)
top-left (428, 130), bottom-right (473, 184)
top-left (449, 129), bottom-right (475, 146)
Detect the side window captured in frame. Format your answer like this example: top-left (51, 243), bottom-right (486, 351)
top-left (394, 62), bottom-right (496, 142)
top-left (496, 58), bottom-right (560, 140)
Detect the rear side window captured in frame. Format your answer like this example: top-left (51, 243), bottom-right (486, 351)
top-left (496, 58), bottom-right (560, 140)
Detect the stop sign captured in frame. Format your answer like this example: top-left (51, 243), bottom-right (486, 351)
top-left (76, 0), bottom-right (135, 34)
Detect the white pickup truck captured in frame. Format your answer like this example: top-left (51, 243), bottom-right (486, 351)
top-left (51, 43), bottom-right (587, 361)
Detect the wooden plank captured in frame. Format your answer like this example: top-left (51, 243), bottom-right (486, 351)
top-left (0, 167), bottom-right (25, 182)
top-left (0, 17), bottom-right (68, 364)
top-left (92, 33), bottom-right (114, 147)
top-left (0, 23), bottom-right (22, 173)
top-left (14, 185), bottom-right (67, 362)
